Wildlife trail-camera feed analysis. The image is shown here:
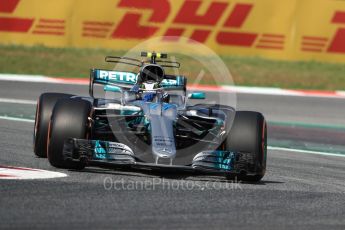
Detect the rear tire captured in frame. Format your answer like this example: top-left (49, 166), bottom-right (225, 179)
top-left (47, 98), bottom-right (92, 169)
top-left (33, 93), bottom-right (73, 157)
top-left (223, 111), bottom-right (267, 182)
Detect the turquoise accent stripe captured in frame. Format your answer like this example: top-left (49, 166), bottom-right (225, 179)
top-left (269, 121), bottom-right (345, 131)
top-left (94, 140), bottom-right (108, 159)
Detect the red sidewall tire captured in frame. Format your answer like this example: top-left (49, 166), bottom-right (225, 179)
top-left (33, 93), bottom-right (73, 157)
top-left (47, 98), bottom-right (92, 169)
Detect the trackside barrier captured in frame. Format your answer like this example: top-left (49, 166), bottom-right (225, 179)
top-left (1, 0), bottom-right (345, 63)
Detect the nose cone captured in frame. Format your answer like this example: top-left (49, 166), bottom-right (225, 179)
top-left (152, 136), bottom-right (175, 158)
top-left (149, 103), bottom-right (177, 164)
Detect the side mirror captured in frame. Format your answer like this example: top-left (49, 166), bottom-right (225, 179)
top-left (188, 92), bottom-right (206, 99)
top-left (104, 85), bottom-right (122, 93)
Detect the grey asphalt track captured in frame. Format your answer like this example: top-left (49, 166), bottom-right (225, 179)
top-left (0, 80), bottom-right (345, 229)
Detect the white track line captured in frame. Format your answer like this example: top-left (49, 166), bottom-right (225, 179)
top-left (0, 74), bottom-right (85, 85)
top-left (0, 74), bottom-right (60, 83)
top-left (268, 146), bottom-right (345, 158)
top-left (222, 86), bottom-right (301, 96)
top-left (0, 116), bottom-right (34, 123)
top-left (336, 91), bottom-right (345, 96)
top-left (0, 98), bottom-right (36, 105)
top-left (0, 166), bottom-right (67, 180)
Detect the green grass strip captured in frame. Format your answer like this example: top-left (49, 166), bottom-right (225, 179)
top-left (1, 44), bottom-right (345, 90)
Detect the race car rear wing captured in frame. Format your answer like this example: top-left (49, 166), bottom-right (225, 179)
top-left (105, 54), bottom-right (180, 68)
top-left (89, 69), bottom-right (186, 97)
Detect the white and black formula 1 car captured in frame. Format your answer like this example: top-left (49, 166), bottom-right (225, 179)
top-left (33, 52), bottom-right (267, 181)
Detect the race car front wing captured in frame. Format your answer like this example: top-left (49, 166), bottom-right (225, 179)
top-left (63, 138), bottom-right (258, 176)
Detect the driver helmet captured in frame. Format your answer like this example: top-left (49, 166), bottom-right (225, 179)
top-left (137, 64), bottom-right (164, 84)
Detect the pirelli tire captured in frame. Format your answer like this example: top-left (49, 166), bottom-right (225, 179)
top-left (47, 98), bottom-right (92, 169)
top-left (33, 93), bottom-right (73, 158)
top-left (223, 111), bottom-right (267, 182)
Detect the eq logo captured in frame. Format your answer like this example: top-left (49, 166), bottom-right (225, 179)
top-left (110, 0), bottom-right (258, 48)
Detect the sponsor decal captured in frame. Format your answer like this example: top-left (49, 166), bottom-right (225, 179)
top-left (149, 103), bottom-right (159, 110)
top-left (153, 136), bottom-right (174, 147)
top-left (161, 79), bottom-right (179, 86)
top-left (162, 103), bottom-right (175, 111)
top-left (93, 140), bottom-right (134, 160)
top-left (97, 70), bottom-right (137, 84)
top-left (32, 18), bottom-right (66, 36)
top-left (94, 140), bottom-right (107, 159)
top-left (328, 11), bottom-right (345, 53)
top-left (192, 151), bottom-right (235, 170)
top-left (2, 0), bottom-right (345, 61)
top-left (82, 21), bottom-right (114, 38)
top-left (0, 0), bottom-right (33, 33)
top-left (301, 11), bottom-right (345, 54)
top-left (113, 0), bottom-right (257, 47)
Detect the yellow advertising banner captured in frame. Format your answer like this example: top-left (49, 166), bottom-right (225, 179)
top-left (1, 0), bottom-right (345, 63)
top-left (293, 0), bottom-right (345, 62)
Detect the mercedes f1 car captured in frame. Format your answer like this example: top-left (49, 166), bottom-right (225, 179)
top-left (33, 52), bottom-right (267, 181)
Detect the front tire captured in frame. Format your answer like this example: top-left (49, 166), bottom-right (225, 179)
top-left (47, 98), bottom-right (92, 169)
top-left (223, 111), bottom-right (267, 182)
top-left (33, 93), bottom-right (73, 158)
